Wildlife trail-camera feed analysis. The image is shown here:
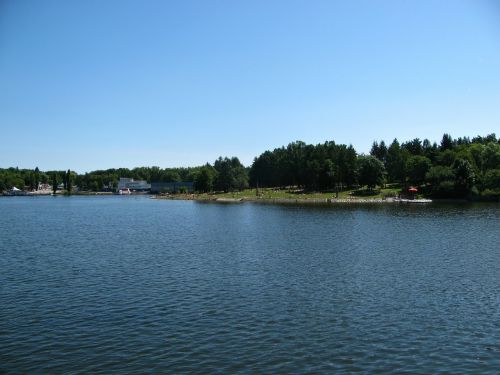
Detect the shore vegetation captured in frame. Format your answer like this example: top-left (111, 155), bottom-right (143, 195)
top-left (1, 133), bottom-right (499, 200)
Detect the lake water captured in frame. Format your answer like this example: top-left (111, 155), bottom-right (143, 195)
top-left (1, 196), bottom-right (499, 374)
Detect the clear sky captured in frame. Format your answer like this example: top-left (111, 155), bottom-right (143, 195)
top-left (1, 0), bottom-right (499, 172)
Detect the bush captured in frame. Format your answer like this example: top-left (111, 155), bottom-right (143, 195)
top-left (484, 169), bottom-right (500, 190)
top-left (482, 188), bottom-right (500, 198)
top-left (352, 188), bottom-right (380, 197)
top-left (429, 180), bottom-right (455, 197)
top-left (381, 191), bottom-right (397, 198)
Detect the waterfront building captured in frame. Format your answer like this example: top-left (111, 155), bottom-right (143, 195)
top-left (117, 178), bottom-right (151, 192)
top-left (150, 181), bottom-right (193, 193)
top-left (37, 183), bottom-right (52, 191)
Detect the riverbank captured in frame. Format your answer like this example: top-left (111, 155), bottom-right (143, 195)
top-left (4, 188), bottom-right (497, 203)
top-left (152, 187), bottom-right (500, 204)
top-left (152, 194), bottom-right (434, 205)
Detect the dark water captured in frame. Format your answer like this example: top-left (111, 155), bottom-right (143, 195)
top-left (1, 196), bottom-right (499, 374)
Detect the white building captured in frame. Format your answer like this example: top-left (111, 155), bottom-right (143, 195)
top-left (117, 178), bottom-right (150, 191)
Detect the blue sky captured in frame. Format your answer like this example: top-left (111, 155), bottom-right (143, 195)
top-left (1, 0), bottom-right (499, 172)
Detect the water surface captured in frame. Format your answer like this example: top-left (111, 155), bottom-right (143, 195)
top-left (1, 196), bottom-right (499, 373)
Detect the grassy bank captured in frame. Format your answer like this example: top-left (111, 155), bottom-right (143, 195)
top-left (155, 186), bottom-right (407, 202)
top-left (202, 187), bottom-right (401, 200)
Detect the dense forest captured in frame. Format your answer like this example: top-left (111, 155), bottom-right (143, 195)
top-left (1, 133), bottom-right (500, 199)
top-left (249, 133), bottom-right (500, 198)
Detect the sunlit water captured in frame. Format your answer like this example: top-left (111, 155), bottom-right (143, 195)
top-left (1, 196), bottom-right (499, 374)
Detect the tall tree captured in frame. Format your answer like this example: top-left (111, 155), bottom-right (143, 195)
top-left (34, 167), bottom-right (40, 190)
top-left (386, 139), bottom-right (405, 183)
top-left (52, 173), bottom-right (58, 194)
top-left (426, 165), bottom-right (455, 195)
top-left (66, 169), bottom-right (72, 193)
top-left (453, 159), bottom-right (475, 194)
top-left (194, 164), bottom-right (217, 192)
top-left (402, 138), bottom-right (423, 156)
top-left (406, 156), bottom-right (432, 185)
top-left (440, 133), bottom-right (454, 151)
top-left (481, 142), bottom-right (500, 171)
top-left (357, 156), bottom-right (385, 190)
top-left (214, 157), bottom-right (248, 192)
top-left (370, 140), bottom-right (388, 165)
top-left (483, 169), bottom-right (500, 191)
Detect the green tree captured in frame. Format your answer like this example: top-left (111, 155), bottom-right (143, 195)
top-left (484, 169), bottom-right (500, 190)
top-left (231, 157), bottom-right (249, 191)
top-left (162, 170), bottom-right (181, 183)
top-left (34, 167), bottom-right (40, 190)
top-left (440, 133), bottom-right (454, 151)
top-left (426, 165), bottom-right (454, 185)
top-left (250, 151), bottom-right (278, 188)
top-left (425, 166), bottom-right (454, 195)
top-left (40, 172), bottom-right (49, 184)
top-left (438, 149), bottom-right (457, 166)
top-left (214, 157), bottom-right (248, 192)
top-left (214, 157), bottom-right (233, 192)
top-left (337, 144), bottom-right (357, 188)
top-left (322, 159), bottom-right (336, 190)
top-left (402, 138), bottom-right (423, 156)
top-left (453, 159), bottom-right (475, 194)
top-left (370, 140), bottom-right (388, 165)
top-left (357, 155), bottom-right (385, 190)
top-left (481, 142), bottom-right (500, 171)
top-left (66, 169), bottom-right (73, 194)
top-left (386, 139), bottom-right (405, 183)
top-left (468, 143), bottom-right (485, 172)
top-left (52, 173), bottom-right (58, 194)
top-left (194, 164), bottom-right (217, 192)
top-left (406, 155), bottom-right (431, 185)
top-left (28, 172), bottom-right (36, 190)
top-left (422, 139), bottom-right (439, 162)
top-left (62, 171), bottom-right (67, 190)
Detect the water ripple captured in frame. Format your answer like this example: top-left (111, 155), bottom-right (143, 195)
top-left (0, 197), bottom-right (499, 374)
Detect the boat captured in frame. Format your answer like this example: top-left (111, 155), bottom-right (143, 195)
top-left (118, 188), bottom-right (131, 195)
top-left (4, 187), bottom-right (27, 196)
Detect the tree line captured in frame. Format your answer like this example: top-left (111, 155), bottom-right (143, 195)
top-left (249, 133), bottom-right (500, 198)
top-left (1, 133), bottom-right (499, 198)
top-left (0, 161), bottom-right (249, 194)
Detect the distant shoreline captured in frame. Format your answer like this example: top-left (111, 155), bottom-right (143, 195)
top-left (153, 195), bottom-right (441, 205)
top-left (3, 192), bottom-right (498, 204)
top-left (151, 193), bottom-right (498, 204)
